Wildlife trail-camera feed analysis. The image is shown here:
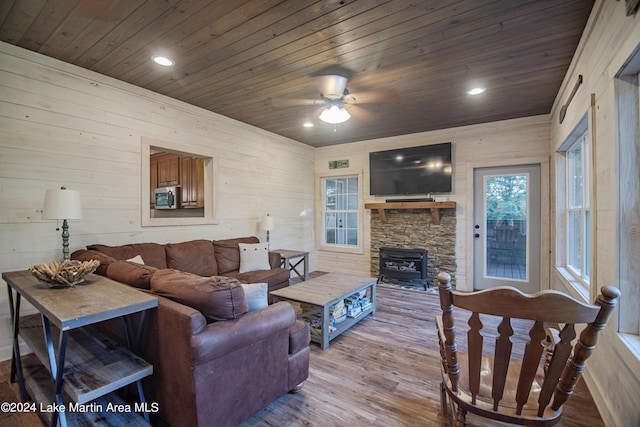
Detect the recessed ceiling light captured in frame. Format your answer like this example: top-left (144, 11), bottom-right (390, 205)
top-left (467, 87), bottom-right (486, 95)
top-left (303, 122), bottom-right (314, 128)
top-left (152, 55), bottom-right (174, 66)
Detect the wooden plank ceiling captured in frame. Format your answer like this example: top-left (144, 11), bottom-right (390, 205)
top-left (0, 0), bottom-right (594, 147)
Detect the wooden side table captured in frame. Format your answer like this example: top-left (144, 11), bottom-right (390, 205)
top-left (3, 270), bottom-right (158, 427)
top-left (272, 249), bottom-right (309, 281)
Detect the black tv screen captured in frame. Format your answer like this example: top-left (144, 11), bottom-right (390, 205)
top-left (369, 142), bottom-right (452, 196)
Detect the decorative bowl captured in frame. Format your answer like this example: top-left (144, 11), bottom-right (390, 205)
top-left (29, 259), bottom-right (100, 287)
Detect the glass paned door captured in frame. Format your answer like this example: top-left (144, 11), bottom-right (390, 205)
top-left (473, 165), bottom-right (541, 293)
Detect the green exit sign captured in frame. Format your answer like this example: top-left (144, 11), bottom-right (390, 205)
top-left (328, 159), bottom-right (349, 169)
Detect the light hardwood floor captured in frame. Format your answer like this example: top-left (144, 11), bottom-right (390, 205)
top-left (0, 274), bottom-right (604, 427)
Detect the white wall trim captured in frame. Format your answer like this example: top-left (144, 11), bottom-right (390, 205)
top-left (141, 137), bottom-right (220, 227)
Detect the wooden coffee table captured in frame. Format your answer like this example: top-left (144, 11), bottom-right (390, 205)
top-left (270, 272), bottom-right (376, 349)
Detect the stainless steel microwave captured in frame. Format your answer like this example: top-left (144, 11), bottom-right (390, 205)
top-left (154, 186), bottom-right (179, 209)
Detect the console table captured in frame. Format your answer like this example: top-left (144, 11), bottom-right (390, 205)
top-left (3, 270), bottom-right (158, 427)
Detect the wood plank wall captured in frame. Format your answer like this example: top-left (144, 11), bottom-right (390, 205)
top-left (0, 42), bottom-right (315, 361)
top-left (314, 114), bottom-right (552, 292)
top-left (549, 1), bottom-right (640, 426)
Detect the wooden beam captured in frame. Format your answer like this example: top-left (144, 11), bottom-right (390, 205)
top-left (377, 208), bottom-right (388, 224)
top-left (364, 201), bottom-right (456, 225)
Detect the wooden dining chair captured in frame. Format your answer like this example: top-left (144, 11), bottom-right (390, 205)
top-left (435, 272), bottom-right (620, 427)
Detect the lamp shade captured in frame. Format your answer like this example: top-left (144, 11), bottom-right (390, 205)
top-left (319, 105), bottom-right (350, 124)
top-left (260, 214), bottom-right (275, 231)
top-left (42, 187), bottom-right (83, 220)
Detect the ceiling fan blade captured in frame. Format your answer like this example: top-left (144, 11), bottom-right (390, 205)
top-left (312, 105), bottom-right (326, 117)
top-left (346, 104), bottom-right (377, 121)
top-left (345, 88), bottom-right (398, 104)
top-left (270, 97), bottom-right (321, 108)
top-left (317, 75), bottom-right (348, 100)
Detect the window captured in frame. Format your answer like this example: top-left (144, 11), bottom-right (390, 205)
top-left (557, 115), bottom-right (590, 293)
top-left (566, 134), bottom-right (590, 282)
top-left (322, 176), bottom-right (359, 247)
top-left (616, 62), bottom-right (640, 338)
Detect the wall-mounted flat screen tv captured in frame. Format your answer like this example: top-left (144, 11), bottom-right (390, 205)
top-left (369, 142), bottom-right (452, 196)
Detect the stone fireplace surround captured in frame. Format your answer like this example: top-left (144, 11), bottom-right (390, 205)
top-left (370, 208), bottom-right (456, 287)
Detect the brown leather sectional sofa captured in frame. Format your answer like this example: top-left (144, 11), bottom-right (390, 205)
top-left (71, 236), bottom-right (310, 427)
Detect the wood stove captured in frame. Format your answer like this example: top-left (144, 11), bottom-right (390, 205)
top-left (378, 247), bottom-right (428, 289)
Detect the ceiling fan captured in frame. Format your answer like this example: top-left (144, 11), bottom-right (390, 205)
top-left (273, 74), bottom-right (396, 125)
top-left (317, 75), bottom-right (353, 124)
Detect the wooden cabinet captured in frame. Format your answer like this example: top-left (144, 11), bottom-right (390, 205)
top-left (150, 157), bottom-right (158, 206)
top-left (180, 156), bottom-right (205, 208)
top-left (156, 154), bottom-right (180, 187)
top-left (150, 152), bottom-right (204, 209)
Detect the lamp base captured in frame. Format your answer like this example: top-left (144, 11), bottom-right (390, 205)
top-left (61, 219), bottom-right (70, 261)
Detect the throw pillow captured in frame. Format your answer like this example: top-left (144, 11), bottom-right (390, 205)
top-left (238, 243), bottom-right (270, 273)
top-left (150, 269), bottom-right (248, 322)
top-left (126, 255), bottom-right (145, 265)
top-left (213, 237), bottom-right (259, 274)
top-left (241, 283), bottom-right (268, 311)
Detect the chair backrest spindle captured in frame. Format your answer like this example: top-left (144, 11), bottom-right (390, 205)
top-left (466, 312), bottom-right (483, 404)
top-left (437, 272), bottom-right (460, 392)
top-left (492, 317), bottom-right (513, 410)
top-left (551, 286), bottom-right (620, 411)
top-left (539, 323), bottom-right (576, 416)
top-left (516, 319), bottom-right (546, 415)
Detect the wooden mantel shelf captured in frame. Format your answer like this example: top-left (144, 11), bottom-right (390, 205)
top-left (364, 201), bottom-right (457, 225)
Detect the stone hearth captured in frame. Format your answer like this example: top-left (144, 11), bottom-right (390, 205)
top-left (370, 208), bottom-right (456, 287)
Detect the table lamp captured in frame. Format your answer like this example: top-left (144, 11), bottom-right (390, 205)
top-left (260, 214), bottom-right (275, 249)
top-left (42, 186), bottom-right (83, 260)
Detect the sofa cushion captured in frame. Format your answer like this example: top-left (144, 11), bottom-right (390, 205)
top-left (165, 239), bottom-right (218, 277)
top-left (224, 267), bottom-right (290, 288)
top-left (240, 283), bottom-right (268, 312)
top-left (71, 249), bottom-right (117, 276)
top-left (213, 236), bottom-right (259, 274)
top-left (106, 261), bottom-right (158, 290)
top-left (150, 269), bottom-right (248, 322)
top-left (87, 243), bottom-right (168, 269)
top-left (238, 242), bottom-right (270, 273)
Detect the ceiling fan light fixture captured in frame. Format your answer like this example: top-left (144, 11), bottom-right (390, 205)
top-left (319, 105), bottom-right (350, 124)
